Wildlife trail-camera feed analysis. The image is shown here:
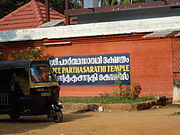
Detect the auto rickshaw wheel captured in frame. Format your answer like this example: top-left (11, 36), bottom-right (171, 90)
top-left (52, 110), bottom-right (63, 123)
top-left (9, 112), bottom-right (20, 120)
top-left (9, 104), bottom-right (20, 121)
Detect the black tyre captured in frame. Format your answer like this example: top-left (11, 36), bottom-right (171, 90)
top-left (9, 112), bottom-right (20, 120)
top-left (52, 110), bottom-right (63, 123)
top-left (9, 95), bottom-right (21, 121)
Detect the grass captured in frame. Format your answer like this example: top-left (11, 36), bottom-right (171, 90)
top-left (61, 96), bottom-right (155, 104)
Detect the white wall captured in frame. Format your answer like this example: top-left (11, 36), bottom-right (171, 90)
top-left (0, 16), bottom-right (180, 43)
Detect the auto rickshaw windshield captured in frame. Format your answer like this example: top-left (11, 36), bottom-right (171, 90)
top-left (30, 65), bottom-right (56, 83)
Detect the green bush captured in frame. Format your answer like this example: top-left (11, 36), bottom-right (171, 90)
top-left (100, 82), bottom-right (142, 100)
top-left (10, 47), bottom-right (52, 60)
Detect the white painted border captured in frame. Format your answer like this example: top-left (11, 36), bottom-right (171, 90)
top-left (0, 16), bottom-right (180, 42)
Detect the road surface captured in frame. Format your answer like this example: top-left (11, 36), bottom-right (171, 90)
top-left (1, 105), bottom-right (180, 135)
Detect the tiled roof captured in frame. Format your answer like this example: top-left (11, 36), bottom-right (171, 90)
top-left (175, 32), bottom-right (180, 37)
top-left (0, 0), bottom-right (72, 31)
top-left (143, 30), bottom-right (180, 38)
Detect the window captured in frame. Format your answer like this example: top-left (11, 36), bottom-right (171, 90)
top-left (30, 65), bottom-right (56, 83)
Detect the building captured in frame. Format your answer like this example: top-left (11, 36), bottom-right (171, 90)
top-left (0, 0), bottom-right (180, 100)
top-left (0, 0), bottom-right (75, 31)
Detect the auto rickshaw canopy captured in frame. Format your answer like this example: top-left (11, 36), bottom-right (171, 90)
top-left (0, 60), bottom-right (49, 70)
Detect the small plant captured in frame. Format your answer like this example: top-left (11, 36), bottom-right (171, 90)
top-left (100, 81), bottom-right (142, 100)
top-left (99, 92), bottom-right (111, 99)
top-left (10, 47), bottom-right (52, 60)
top-left (131, 82), bottom-right (141, 98)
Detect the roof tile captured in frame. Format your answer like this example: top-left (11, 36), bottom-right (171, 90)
top-left (0, 0), bottom-right (73, 31)
top-left (143, 30), bottom-right (180, 38)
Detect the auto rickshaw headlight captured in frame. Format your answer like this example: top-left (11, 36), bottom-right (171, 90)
top-left (52, 104), bottom-right (55, 109)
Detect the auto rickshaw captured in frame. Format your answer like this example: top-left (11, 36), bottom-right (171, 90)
top-left (0, 60), bottom-right (63, 122)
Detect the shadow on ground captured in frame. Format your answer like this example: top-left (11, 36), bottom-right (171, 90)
top-left (0, 112), bottom-right (92, 134)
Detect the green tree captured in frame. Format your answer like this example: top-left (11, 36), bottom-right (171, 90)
top-left (70, 0), bottom-right (83, 9)
top-left (0, 0), bottom-right (30, 19)
top-left (121, 0), bottom-right (131, 5)
top-left (0, 0), bottom-right (65, 19)
top-left (101, 0), bottom-right (120, 6)
top-left (100, 0), bottom-right (146, 6)
top-left (134, 0), bottom-right (145, 3)
top-left (0, 0), bottom-right (147, 19)
top-left (49, 0), bottom-right (65, 13)
top-left (10, 47), bottom-right (52, 61)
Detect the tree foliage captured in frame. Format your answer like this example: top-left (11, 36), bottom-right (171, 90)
top-left (100, 0), bottom-right (145, 6)
top-left (101, 0), bottom-right (120, 6)
top-left (49, 0), bottom-right (65, 13)
top-left (0, 0), bottom-right (147, 19)
top-left (10, 47), bottom-right (52, 61)
top-left (0, 0), bottom-right (64, 19)
top-left (100, 82), bottom-right (142, 100)
top-left (70, 1), bottom-right (83, 9)
top-left (0, 0), bottom-right (30, 18)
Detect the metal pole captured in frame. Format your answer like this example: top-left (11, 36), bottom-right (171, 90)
top-left (45, 0), bottom-right (50, 22)
top-left (65, 0), bottom-right (70, 25)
